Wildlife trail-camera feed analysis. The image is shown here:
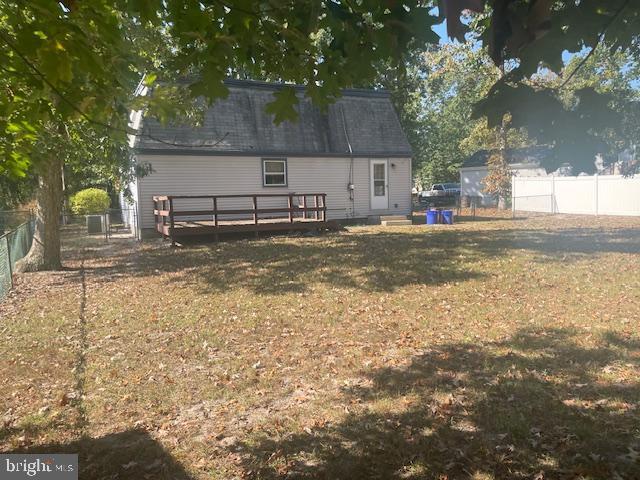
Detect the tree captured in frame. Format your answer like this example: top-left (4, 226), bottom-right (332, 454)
top-left (9, 118), bottom-right (135, 271)
top-left (1, 1), bottom-right (438, 271)
top-left (371, 48), bottom-right (432, 187)
top-left (529, 43), bottom-right (640, 172)
top-left (409, 42), bottom-right (529, 187)
top-left (0, 2), bottom-right (158, 270)
top-left (4, 0), bottom-right (640, 270)
top-left (440, 0), bottom-right (640, 174)
top-left (0, 175), bottom-right (35, 211)
top-left (482, 152), bottom-right (512, 208)
top-left (420, 43), bottom-right (498, 186)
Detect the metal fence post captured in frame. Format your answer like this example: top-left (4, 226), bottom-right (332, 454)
top-left (5, 235), bottom-right (12, 290)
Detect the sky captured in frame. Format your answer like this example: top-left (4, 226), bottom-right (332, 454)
top-left (432, 21), bottom-right (449, 44)
top-left (431, 17), bottom-right (578, 63)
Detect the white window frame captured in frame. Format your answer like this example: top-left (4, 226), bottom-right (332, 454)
top-left (262, 158), bottom-right (288, 187)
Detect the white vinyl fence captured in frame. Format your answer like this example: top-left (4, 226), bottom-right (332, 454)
top-left (512, 175), bottom-right (640, 216)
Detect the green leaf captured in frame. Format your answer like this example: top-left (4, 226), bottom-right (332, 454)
top-left (189, 79), bottom-right (229, 104)
top-left (144, 73), bottom-right (158, 87)
top-left (265, 87), bottom-right (299, 124)
top-left (129, 0), bottom-right (161, 24)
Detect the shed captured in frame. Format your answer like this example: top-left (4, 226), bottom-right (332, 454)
top-left (460, 146), bottom-right (553, 206)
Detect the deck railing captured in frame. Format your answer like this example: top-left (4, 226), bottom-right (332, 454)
top-left (152, 193), bottom-right (327, 237)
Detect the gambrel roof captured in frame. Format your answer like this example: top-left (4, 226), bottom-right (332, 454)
top-left (134, 79), bottom-right (412, 157)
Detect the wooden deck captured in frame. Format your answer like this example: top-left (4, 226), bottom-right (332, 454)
top-left (153, 193), bottom-right (332, 243)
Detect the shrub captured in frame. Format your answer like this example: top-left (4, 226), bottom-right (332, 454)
top-left (70, 188), bottom-right (110, 215)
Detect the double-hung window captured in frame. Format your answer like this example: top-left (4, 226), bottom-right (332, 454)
top-left (262, 158), bottom-right (287, 186)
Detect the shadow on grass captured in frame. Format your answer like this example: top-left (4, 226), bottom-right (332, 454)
top-left (82, 224), bottom-right (640, 294)
top-left (7, 430), bottom-right (194, 480)
top-left (412, 214), bottom-right (519, 225)
top-left (234, 328), bottom-right (640, 479)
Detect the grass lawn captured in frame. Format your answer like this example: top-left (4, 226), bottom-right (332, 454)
top-left (1, 213), bottom-right (639, 479)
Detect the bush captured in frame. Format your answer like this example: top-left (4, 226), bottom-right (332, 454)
top-left (70, 188), bottom-right (110, 215)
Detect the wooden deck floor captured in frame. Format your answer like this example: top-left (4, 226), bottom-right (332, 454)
top-left (176, 217), bottom-right (323, 228)
top-left (161, 217), bottom-right (333, 239)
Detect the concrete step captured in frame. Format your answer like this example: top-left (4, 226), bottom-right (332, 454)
top-left (380, 215), bottom-right (409, 222)
top-left (381, 219), bottom-right (412, 226)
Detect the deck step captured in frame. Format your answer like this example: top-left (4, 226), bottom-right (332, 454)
top-left (380, 215), bottom-right (409, 222)
top-left (381, 219), bottom-right (412, 226)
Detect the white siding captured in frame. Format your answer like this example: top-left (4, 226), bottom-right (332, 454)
top-left (461, 164), bottom-right (550, 206)
top-left (461, 167), bottom-right (490, 198)
top-left (389, 158), bottom-right (412, 213)
top-left (136, 155), bottom-right (411, 229)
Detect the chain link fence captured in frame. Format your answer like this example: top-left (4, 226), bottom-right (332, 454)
top-left (1, 206), bottom-right (137, 301)
top-left (1, 218), bottom-right (35, 300)
top-left (456, 196), bottom-right (505, 219)
top-left (61, 207), bottom-right (139, 241)
top-left (1, 210), bottom-right (32, 235)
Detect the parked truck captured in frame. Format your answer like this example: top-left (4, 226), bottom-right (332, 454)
top-left (418, 183), bottom-right (460, 207)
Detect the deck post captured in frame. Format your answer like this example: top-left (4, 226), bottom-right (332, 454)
top-left (252, 196), bottom-right (258, 224)
top-left (153, 198), bottom-right (159, 237)
top-left (161, 199), bottom-right (168, 240)
top-left (288, 194), bottom-right (294, 223)
top-left (314, 195), bottom-right (318, 220)
top-left (213, 197), bottom-right (219, 242)
top-left (321, 194), bottom-right (327, 222)
top-left (253, 196), bottom-right (259, 238)
top-left (301, 195), bottom-right (307, 220)
top-left (168, 197), bottom-right (175, 246)
top-left (164, 199), bottom-right (169, 227)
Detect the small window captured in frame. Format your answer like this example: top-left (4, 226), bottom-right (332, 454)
top-left (263, 159), bottom-right (287, 186)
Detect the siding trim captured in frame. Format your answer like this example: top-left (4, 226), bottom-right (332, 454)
top-left (135, 148), bottom-right (412, 158)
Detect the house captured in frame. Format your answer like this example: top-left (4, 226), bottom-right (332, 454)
top-left (122, 79), bottom-right (413, 238)
top-left (460, 146), bottom-right (558, 206)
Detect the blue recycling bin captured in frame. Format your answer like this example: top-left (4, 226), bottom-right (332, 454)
top-left (441, 210), bottom-right (454, 224)
top-left (426, 210), bottom-right (438, 225)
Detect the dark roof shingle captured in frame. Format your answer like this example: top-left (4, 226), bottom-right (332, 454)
top-left (462, 146), bottom-right (551, 168)
top-left (135, 79), bottom-right (412, 157)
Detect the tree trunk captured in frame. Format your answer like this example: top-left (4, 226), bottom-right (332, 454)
top-left (15, 154), bottom-right (63, 272)
top-left (497, 60), bottom-right (508, 212)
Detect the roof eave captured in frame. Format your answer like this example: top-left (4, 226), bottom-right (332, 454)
top-left (134, 148), bottom-right (413, 158)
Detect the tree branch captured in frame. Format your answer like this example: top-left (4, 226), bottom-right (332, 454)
top-left (0, 30), bottom-right (228, 149)
top-left (559, 0), bottom-right (631, 89)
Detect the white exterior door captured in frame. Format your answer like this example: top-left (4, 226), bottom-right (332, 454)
top-left (370, 159), bottom-right (389, 210)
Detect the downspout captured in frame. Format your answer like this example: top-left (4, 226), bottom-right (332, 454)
top-left (340, 105), bottom-right (355, 217)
